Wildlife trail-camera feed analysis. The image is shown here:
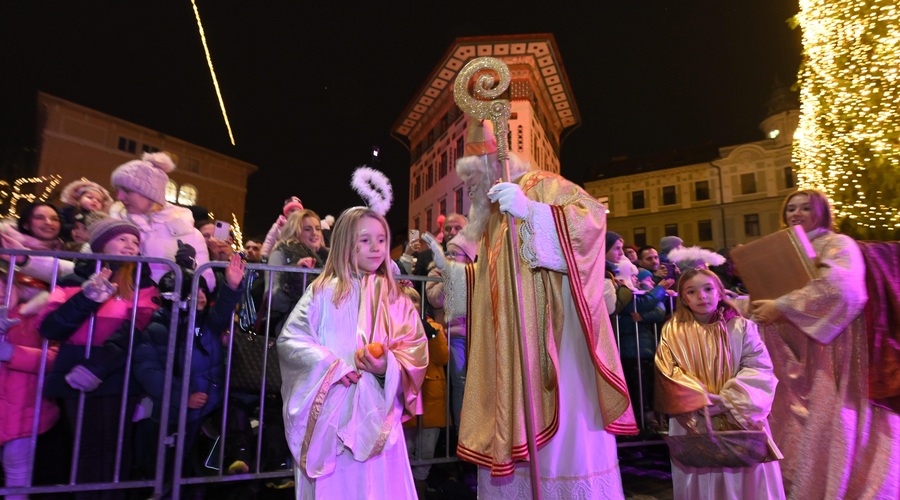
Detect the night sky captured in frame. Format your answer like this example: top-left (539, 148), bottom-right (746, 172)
top-left (0, 1), bottom-right (802, 240)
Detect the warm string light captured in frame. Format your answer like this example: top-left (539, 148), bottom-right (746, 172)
top-left (794, 0), bottom-right (900, 232)
top-left (231, 213), bottom-right (243, 250)
top-left (2, 175), bottom-right (62, 218)
top-left (190, 0), bottom-right (236, 146)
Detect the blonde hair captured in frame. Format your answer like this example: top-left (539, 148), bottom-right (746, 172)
top-left (672, 268), bottom-right (741, 323)
top-left (277, 209), bottom-right (323, 249)
top-left (780, 189), bottom-right (833, 230)
top-left (312, 207), bottom-right (399, 307)
top-left (401, 286), bottom-right (421, 306)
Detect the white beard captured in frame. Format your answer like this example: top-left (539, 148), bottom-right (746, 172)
top-left (457, 153), bottom-right (533, 242)
top-left (463, 180), bottom-right (493, 241)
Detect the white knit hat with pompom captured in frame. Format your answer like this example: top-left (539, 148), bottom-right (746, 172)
top-left (110, 152), bottom-right (176, 206)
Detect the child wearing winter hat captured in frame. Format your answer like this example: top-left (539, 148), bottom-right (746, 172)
top-left (60, 178), bottom-right (112, 213)
top-left (108, 152), bottom-right (215, 289)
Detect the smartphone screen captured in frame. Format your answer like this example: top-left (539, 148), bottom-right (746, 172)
top-left (409, 229), bottom-right (420, 242)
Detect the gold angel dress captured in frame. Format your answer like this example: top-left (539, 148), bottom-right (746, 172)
top-left (277, 275), bottom-right (428, 499)
top-left (763, 228), bottom-right (900, 499)
top-left (655, 310), bottom-right (785, 499)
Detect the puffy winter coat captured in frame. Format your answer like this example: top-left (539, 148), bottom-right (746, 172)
top-left (38, 259), bottom-right (159, 398)
top-left (108, 202), bottom-right (215, 290)
top-left (0, 293), bottom-right (59, 445)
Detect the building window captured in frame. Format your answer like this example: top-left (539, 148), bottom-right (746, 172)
top-left (425, 208), bottom-right (433, 233)
top-left (439, 152), bottom-right (448, 179)
top-left (698, 220), bottom-right (713, 241)
top-left (455, 187), bottom-right (464, 213)
top-left (425, 164), bottom-right (434, 191)
top-left (631, 190), bottom-right (645, 210)
top-left (141, 144), bottom-right (159, 154)
top-left (165, 180), bottom-right (178, 203)
top-left (741, 173), bottom-right (757, 194)
top-left (744, 213), bottom-right (761, 237)
top-left (413, 216), bottom-right (420, 232)
top-left (439, 198), bottom-right (447, 218)
top-left (117, 136), bottom-right (136, 154)
top-left (784, 167), bottom-right (795, 189)
top-left (456, 137), bottom-right (465, 160)
top-left (633, 227), bottom-right (647, 247)
top-left (178, 184), bottom-right (197, 206)
top-left (665, 223), bottom-right (679, 237)
top-left (597, 196), bottom-right (609, 214)
top-left (695, 180), bottom-right (710, 201)
top-left (662, 186), bottom-right (677, 205)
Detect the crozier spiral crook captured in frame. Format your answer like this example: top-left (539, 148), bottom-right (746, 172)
top-left (453, 57), bottom-right (512, 161)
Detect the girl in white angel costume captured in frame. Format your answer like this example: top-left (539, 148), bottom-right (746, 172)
top-left (277, 205), bottom-right (428, 499)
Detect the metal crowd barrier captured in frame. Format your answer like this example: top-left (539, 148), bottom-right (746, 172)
top-left (0, 248), bottom-right (676, 498)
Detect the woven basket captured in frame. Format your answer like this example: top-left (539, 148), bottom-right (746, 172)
top-left (664, 407), bottom-right (768, 468)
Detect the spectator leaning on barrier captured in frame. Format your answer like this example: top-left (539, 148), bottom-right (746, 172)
top-left (109, 151), bottom-right (215, 290)
top-left (37, 217), bottom-right (159, 497)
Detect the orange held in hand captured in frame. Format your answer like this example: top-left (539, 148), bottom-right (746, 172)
top-left (356, 342), bottom-right (385, 359)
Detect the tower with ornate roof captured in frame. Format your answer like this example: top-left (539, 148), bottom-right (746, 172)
top-left (392, 34), bottom-right (580, 234)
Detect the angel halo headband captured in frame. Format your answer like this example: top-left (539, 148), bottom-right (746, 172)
top-left (351, 166), bottom-right (393, 216)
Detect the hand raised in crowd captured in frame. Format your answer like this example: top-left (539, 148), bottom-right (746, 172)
top-left (404, 238), bottom-right (421, 256)
top-left (337, 371), bottom-right (360, 388)
top-left (487, 182), bottom-right (531, 219)
top-left (296, 257), bottom-right (316, 269)
top-left (224, 253), bottom-right (245, 291)
top-left (81, 268), bottom-right (117, 303)
top-left (188, 392), bottom-right (208, 409)
top-left (65, 365), bottom-right (102, 392)
top-left (174, 239), bottom-right (197, 270)
top-left (355, 345), bottom-right (387, 376)
top-left (658, 278), bottom-right (675, 289)
top-left (276, 215), bottom-right (287, 228)
top-left (207, 237), bottom-right (234, 262)
top-left (421, 233), bottom-right (446, 271)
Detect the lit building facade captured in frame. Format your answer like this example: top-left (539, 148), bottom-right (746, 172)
top-left (392, 34), bottom-right (580, 234)
top-left (34, 92), bottom-right (257, 223)
top-left (585, 88), bottom-right (799, 251)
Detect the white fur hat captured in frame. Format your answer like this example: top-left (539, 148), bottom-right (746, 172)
top-left (60, 178), bottom-right (112, 209)
top-left (110, 152), bottom-right (176, 206)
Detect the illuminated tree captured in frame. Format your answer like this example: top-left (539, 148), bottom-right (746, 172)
top-left (794, 0), bottom-right (900, 240)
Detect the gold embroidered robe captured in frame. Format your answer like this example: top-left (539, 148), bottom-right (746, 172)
top-left (764, 230), bottom-right (900, 499)
top-left (456, 170), bottom-right (637, 476)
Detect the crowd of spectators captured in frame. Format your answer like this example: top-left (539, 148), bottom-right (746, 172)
top-left (0, 149), bottom-right (761, 498)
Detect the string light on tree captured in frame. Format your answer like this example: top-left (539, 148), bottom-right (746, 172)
top-left (231, 213), bottom-right (243, 250)
top-left (794, 0), bottom-right (900, 238)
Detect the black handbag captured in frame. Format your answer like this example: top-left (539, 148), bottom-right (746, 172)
top-left (229, 330), bottom-right (282, 395)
